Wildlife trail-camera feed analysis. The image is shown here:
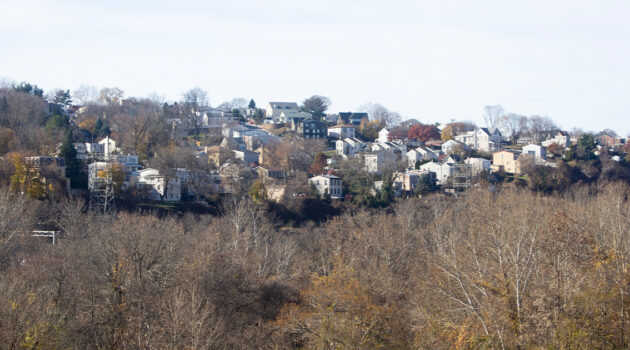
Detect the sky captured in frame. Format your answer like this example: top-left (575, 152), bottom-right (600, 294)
top-left (1, 0), bottom-right (629, 135)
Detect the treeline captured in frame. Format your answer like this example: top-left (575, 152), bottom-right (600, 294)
top-left (2, 183), bottom-right (630, 348)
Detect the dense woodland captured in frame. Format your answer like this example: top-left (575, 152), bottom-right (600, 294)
top-left (1, 183), bottom-right (630, 349)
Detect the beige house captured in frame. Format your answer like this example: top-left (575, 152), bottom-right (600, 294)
top-left (492, 150), bottom-right (521, 174)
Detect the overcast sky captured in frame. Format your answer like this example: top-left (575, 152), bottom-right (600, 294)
top-left (1, 0), bottom-right (629, 135)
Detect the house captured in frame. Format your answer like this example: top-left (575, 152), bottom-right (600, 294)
top-left (265, 102), bottom-right (299, 118)
top-left (243, 134), bottom-right (280, 151)
top-left (424, 140), bottom-right (444, 148)
top-left (75, 136), bottom-right (120, 160)
top-left (110, 154), bottom-right (140, 185)
top-left (337, 112), bottom-right (368, 126)
top-left (364, 151), bottom-right (399, 174)
top-left (73, 143), bottom-right (88, 160)
top-left (454, 128), bottom-right (503, 152)
top-left (233, 150), bottom-right (260, 166)
top-left (220, 137), bottom-right (247, 152)
top-left (465, 157), bottom-right (492, 176)
top-left (309, 175), bottom-right (343, 199)
top-left (328, 124), bottom-right (356, 139)
top-left (136, 168), bottom-right (182, 201)
top-left (440, 154), bottom-right (461, 165)
top-left (281, 111), bottom-right (312, 124)
top-left (372, 141), bottom-right (407, 154)
top-left (336, 137), bottom-right (366, 158)
top-left (492, 150), bottom-right (521, 174)
top-left (324, 114), bottom-right (339, 124)
top-left (541, 131), bottom-right (570, 148)
top-left (223, 124), bottom-right (267, 138)
top-left (378, 128), bottom-right (390, 143)
top-left (521, 144), bottom-right (546, 161)
top-left (441, 139), bottom-right (467, 154)
top-left (298, 119), bottom-right (327, 139)
top-left (420, 161), bottom-right (453, 185)
top-left (266, 184), bottom-right (287, 202)
top-left (255, 166), bottom-right (287, 181)
top-left (597, 134), bottom-right (616, 148)
top-left (98, 136), bottom-right (119, 156)
top-left (407, 147), bottom-right (438, 168)
top-left (394, 170), bottom-right (435, 192)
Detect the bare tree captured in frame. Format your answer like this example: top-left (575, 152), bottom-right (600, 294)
top-left (483, 105), bottom-right (504, 130)
top-left (73, 84), bottom-right (99, 105)
top-left (499, 113), bottom-right (528, 142)
top-left (181, 87), bottom-right (210, 140)
top-left (98, 87), bottom-right (125, 105)
top-left (230, 98), bottom-right (248, 109)
top-left (527, 115), bottom-right (557, 143)
top-left (358, 102), bottom-right (401, 127)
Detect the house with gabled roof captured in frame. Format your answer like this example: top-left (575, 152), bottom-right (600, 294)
top-left (328, 124), bottom-right (355, 139)
top-left (541, 131), bottom-right (570, 148)
top-left (454, 127), bottom-right (503, 152)
top-left (337, 112), bottom-right (368, 126)
top-left (266, 102), bottom-right (299, 118)
top-left (407, 147), bottom-right (438, 168)
top-left (336, 137), bottom-right (366, 158)
top-left (420, 161), bottom-right (453, 185)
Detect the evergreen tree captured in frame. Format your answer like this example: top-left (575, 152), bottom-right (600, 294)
top-left (44, 113), bottom-right (68, 131)
top-left (59, 131), bottom-right (86, 189)
top-left (94, 118), bottom-right (111, 137)
top-left (13, 81), bottom-right (44, 98)
top-left (248, 99), bottom-right (256, 109)
top-left (53, 89), bottom-right (72, 106)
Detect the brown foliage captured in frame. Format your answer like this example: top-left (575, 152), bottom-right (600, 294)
top-left (3, 184), bottom-right (630, 348)
top-left (407, 123), bottom-right (441, 142)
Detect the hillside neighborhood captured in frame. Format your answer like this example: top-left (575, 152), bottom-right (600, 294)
top-left (3, 84), bottom-right (628, 212)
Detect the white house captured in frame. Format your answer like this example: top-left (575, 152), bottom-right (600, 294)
top-left (420, 161), bottom-right (453, 185)
top-left (522, 144), bottom-right (546, 161)
top-left (394, 170), bottom-right (435, 192)
top-left (541, 131), bottom-right (570, 149)
top-left (279, 111), bottom-right (312, 124)
top-left (364, 151), bottom-right (399, 174)
top-left (378, 128), bottom-right (390, 143)
top-left (465, 157), bottom-right (492, 175)
top-left (233, 150), bottom-right (260, 165)
top-left (454, 128), bottom-right (503, 152)
top-left (309, 175), bottom-right (343, 199)
top-left (336, 137), bottom-right (366, 158)
top-left (372, 141), bottom-right (407, 154)
top-left (265, 102), bottom-right (299, 118)
top-left (407, 147), bottom-right (438, 168)
top-left (112, 154), bottom-right (140, 176)
top-left (442, 139), bottom-right (467, 154)
top-left (76, 136), bottom-right (120, 160)
top-left (136, 168), bottom-right (182, 201)
top-left (73, 143), bottom-right (88, 160)
top-left (98, 136), bottom-right (119, 157)
top-left (328, 125), bottom-right (356, 139)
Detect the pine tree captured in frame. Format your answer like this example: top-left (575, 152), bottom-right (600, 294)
top-left (59, 131), bottom-right (85, 189)
top-left (248, 99), bottom-right (256, 109)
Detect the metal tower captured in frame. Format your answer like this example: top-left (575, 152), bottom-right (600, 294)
top-left (453, 162), bottom-right (472, 195)
top-left (88, 161), bottom-right (115, 217)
